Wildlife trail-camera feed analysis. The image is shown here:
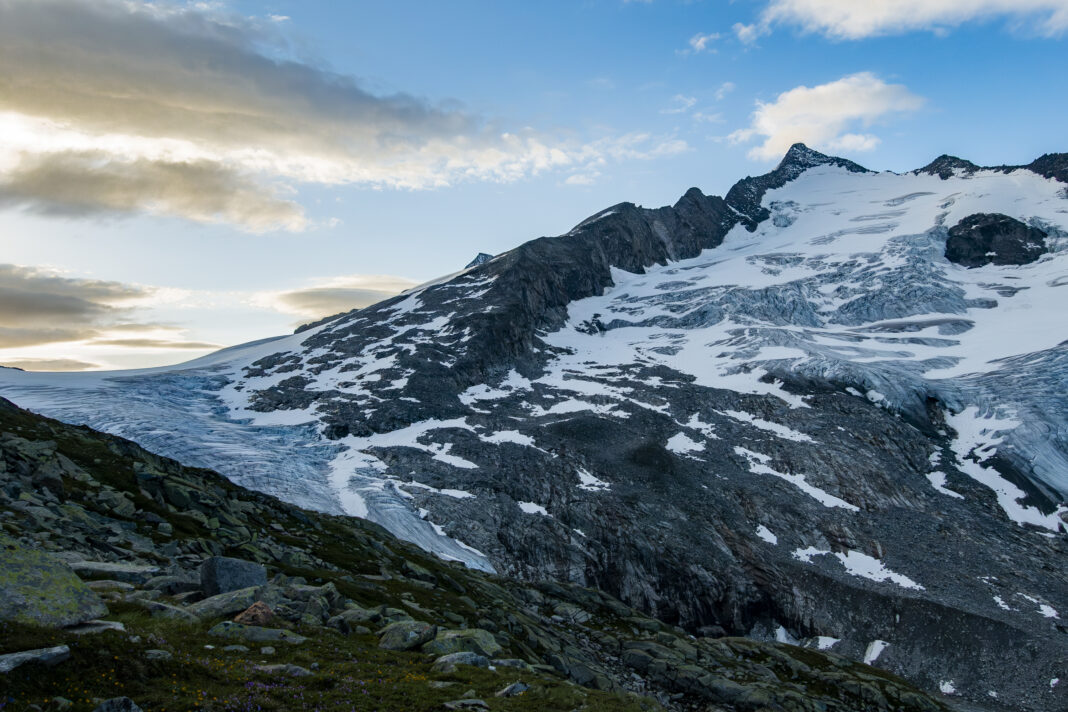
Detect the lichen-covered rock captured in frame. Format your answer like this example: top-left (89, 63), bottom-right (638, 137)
top-left (188, 586), bottom-right (261, 620)
top-left (207, 621), bottom-right (306, 644)
top-left (431, 651), bottom-right (490, 673)
top-left (377, 620), bottom-right (436, 651)
top-left (0, 534), bottom-right (106, 627)
top-left (422, 628), bottom-right (502, 658)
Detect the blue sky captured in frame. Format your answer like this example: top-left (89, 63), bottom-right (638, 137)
top-left (0, 0), bottom-right (1065, 369)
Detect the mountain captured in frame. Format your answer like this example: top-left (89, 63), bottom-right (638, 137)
top-left (0, 397), bottom-right (950, 711)
top-left (465, 252), bottom-right (495, 269)
top-left (2, 144), bottom-right (1066, 711)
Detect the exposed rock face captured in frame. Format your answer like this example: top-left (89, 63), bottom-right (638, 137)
top-left (0, 397), bottom-right (953, 712)
top-left (2, 146), bottom-right (1067, 711)
top-left (0, 533), bottom-right (107, 627)
top-left (945, 213), bottom-right (1048, 267)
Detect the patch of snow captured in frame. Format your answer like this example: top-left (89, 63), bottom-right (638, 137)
top-left (939, 680), bottom-right (957, 695)
top-left (576, 467), bottom-right (610, 492)
top-left (774, 626), bottom-right (799, 644)
top-left (755, 525), bottom-right (778, 545)
top-left (478, 430), bottom-right (536, 447)
top-left (816, 636), bottom-right (839, 650)
top-left (925, 471), bottom-right (964, 499)
top-left (398, 480), bottom-right (476, 500)
top-left (722, 409), bottom-right (815, 443)
top-left (863, 640), bottom-right (889, 665)
top-left (737, 447), bottom-right (859, 511)
top-left (518, 501), bottom-right (550, 516)
top-left (666, 432), bottom-right (704, 455)
top-left (793, 547), bottom-right (923, 590)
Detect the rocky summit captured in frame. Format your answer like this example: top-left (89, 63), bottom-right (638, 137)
top-left (1, 145), bottom-right (1066, 711)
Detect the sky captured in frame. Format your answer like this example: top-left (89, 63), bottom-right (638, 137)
top-left (0, 0), bottom-right (1065, 371)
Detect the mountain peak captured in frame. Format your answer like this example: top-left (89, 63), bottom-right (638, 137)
top-left (464, 252), bottom-right (494, 269)
top-left (916, 154), bottom-right (981, 180)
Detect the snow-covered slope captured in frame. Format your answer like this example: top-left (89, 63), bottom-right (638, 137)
top-left (2, 145), bottom-right (1066, 711)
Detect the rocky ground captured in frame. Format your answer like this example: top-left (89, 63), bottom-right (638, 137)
top-left (0, 397), bottom-right (951, 712)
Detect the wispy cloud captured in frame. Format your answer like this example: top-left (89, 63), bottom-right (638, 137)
top-left (741, 0), bottom-right (1068, 41)
top-left (682, 32), bottom-right (721, 54)
top-left (660, 95), bottom-right (698, 114)
top-left (715, 81), bottom-right (737, 100)
top-left (252, 275), bottom-right (419, 320)
top-left (0, 0), bottom-right (686, 232)
top-left (728, 72), bottom-right (924, 160)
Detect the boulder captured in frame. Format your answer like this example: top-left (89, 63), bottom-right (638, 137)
top-left (377, 621), bottom-right (437, 651)
top-left (134, 600), bottom-right (198, 624)
top-left (422, 629), bottom-right (502, 658)
top-left (69, 562), bottom-right (160, 585)
top-left (431, 651), bottom-right (489, 673)
top-left (496, 681), bottom-right (530, 697)
top-left (327, 607), bottom-right (378, 634)
top-left (207, 621), bottom-right (306, 644)
top-left (234, 601), bottom-right (275, 626)
top-left (188, 586), bottom-right (261, 620)
top-left (199, 557), bottom-right (266, 596)
top-left (0, 645), bottom-right (71, 673)
top-left (66, 620), bottom-right (125, 635)
top-left (0, 535), bottom-right (107, 627)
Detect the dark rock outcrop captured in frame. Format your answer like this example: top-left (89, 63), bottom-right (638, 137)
top-left (945, 213), bottom-right (1048, 267)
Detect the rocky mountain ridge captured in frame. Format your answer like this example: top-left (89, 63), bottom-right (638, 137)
top-left (1, 145), bottom-right (1066, 711)
top-left (0, 397), bottom-right (950, 712)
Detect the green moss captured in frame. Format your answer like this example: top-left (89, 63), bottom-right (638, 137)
top-left (0, 607), bottom-right (658, 712)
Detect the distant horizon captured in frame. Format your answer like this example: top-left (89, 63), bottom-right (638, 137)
top-left (1, 0), bottom-right (1065, 371)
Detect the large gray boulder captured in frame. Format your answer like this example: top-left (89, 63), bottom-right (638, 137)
top-left (0, 534), bottom-right (107, 627)
top-left (0, 644), bottom-right (71, 673)
top-left (377, 620), bottom-right (436, 651)
top-left (200, 557), bottom-right (266, 596)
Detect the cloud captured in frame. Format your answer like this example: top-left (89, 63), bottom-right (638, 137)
top-left (733, 22), bottom-right (767, 44)
top-left (0, 150), bottom-right (306, 232)
top-left (253, 275), bottom-right (420, 319)
top-left (87, 338), bottom-right (221, 349)
top-left (728, 72), bottom-right (924, 160)
top-left (660, 95), bottom-right (698, 114)
top-left (564, 172), bottom-right (599, 186)
top-left (715, 82), bottom-right (737, 100)
top-left (686, 32), bottom-right (721, 53)
top-left (0, 263), bottom-right (215, 354)
top-left (1, 358), bottom-right (100, 372)
top-left (748, 0), bottom-right (1068, 40)
top-left (692, 111), bottom-right (725, 124)
top-left (0, 0), bottom-right (684, 232)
